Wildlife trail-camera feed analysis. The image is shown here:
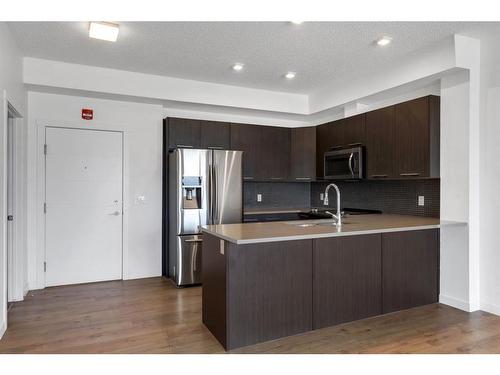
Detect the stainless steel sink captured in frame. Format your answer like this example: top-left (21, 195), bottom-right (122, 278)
top-left (286, 220), bottom-right (355, 227)
top-left (294, 223), bottom-right (318, 228)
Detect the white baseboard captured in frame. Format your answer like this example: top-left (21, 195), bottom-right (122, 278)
top-left (440, 294), bottom-right (471, 312)
top-left (480, 301), bottom-right (500, 316)
top-left (0, 321), bottom-right (6, 340)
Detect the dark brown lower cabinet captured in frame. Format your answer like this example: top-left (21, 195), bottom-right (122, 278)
top-left (202, 234), bottom-right (313, 350)
top-left (226, 239), bottom-right (312, 349)
top-left (202, 234), bottom-right (228, 348)
top-left (313, 234), bottom-right (382, 329)
top-left (202, 229), bottom-right (440, 351)
top-left (382, 229), bottom-right (439, 314)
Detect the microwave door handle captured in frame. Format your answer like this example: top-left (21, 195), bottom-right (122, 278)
top-left (348, 153), bottom-right (355, 177)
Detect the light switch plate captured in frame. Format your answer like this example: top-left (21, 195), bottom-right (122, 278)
top-left (418, 196), bottom-right (425, 206)
top-left (257, 193), bottom-right (262, 202)
top-left (135, 195), bottom-right (146, 205)
top-left (219, 239), bottom-right (225, 255)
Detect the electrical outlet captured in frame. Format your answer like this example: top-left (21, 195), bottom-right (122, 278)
top-left (257, 194), bottom-right (262, 202)
top-left (219, 239), bottom-right (225, 255)
top-left (320, 193), bottom-right (324, 201)
top-left (418, 196), bottom-right (425, 206)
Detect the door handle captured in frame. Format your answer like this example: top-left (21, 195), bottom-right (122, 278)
top-left (109, 211), bottom-right (121, 216)
top-left (348, 153), bottom-right (354, 177)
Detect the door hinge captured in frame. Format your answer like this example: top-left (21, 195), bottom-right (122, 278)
top-left (44, 262), bottom-right (46, 272)
top-left (44, 144), bottom-right (48, 155)
top-left (43, 202), bottom-right (47, 214)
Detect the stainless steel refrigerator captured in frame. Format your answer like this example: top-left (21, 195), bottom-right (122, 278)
top-left (168, 148), bottom-right (243, 286)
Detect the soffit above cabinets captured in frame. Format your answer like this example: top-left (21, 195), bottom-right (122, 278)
top-left (9, 21), bottom-right (494, 95)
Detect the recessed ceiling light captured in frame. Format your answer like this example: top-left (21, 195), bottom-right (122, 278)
top-left (232, 63), bottom-right (244, 71)
top-left (376, 36), bottom-right (392, 46)
top-left (89, 22), bottom-right (119, 42)
top-left (290, 21), bottom-right (304, 25)
top-left (285, 71), bottom-right (296, 79)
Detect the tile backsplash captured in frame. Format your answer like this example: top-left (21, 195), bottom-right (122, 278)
top-left (312, 179), bottom-right (440, 217)
top-left (244, 182), bottom-right (311, 210)
top-left (244, 179), bottom-right (440, 217)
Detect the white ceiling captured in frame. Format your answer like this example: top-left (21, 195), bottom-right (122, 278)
top-left (7, 21), bottom-right (495, 94)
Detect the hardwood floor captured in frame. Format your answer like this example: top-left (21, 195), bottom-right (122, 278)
top-left (1, 277), bottom-right (500, 354)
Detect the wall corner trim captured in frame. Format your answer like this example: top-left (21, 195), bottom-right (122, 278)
top-left (439, 294), bottom-right (472, 312)
top-left (0, 321), bottom-right (6, 340)
top-left (480, 302), bottom-right (500, 317)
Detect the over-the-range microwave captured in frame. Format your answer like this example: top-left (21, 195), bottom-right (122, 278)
top-left (324, 146), bottom-right (364, 179)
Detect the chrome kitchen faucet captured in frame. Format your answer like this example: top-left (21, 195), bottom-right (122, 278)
top-left (323, 183), bottom-right (342, 227)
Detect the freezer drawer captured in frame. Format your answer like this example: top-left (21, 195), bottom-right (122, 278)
top-left (174, 234), bottom-right (203, 286)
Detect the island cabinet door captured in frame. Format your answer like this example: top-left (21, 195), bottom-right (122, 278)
top-left (382, 229), bottom-right (439, 314)
top-left (313, 234), bottom-right (382, 329)
top-left (226, 240), bottom-right (313, 350)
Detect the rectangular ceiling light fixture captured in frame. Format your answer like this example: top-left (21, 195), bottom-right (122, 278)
top-left (89, 22), bottom-right (119, 42)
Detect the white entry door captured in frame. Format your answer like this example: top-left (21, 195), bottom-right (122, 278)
top-left (45, 127), bottom-right (123, 287)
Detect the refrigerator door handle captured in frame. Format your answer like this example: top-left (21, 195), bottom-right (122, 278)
top-left (208, 156), bottom-right (213, 225)
top-left (212, 156), bottom-right (218, 224)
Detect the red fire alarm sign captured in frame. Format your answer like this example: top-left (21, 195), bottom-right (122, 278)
top-left (82, 108), bottom-right (93, 120)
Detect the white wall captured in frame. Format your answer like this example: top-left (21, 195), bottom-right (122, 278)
top-left (479, 30), bottom-right (500, 314)
top-left (0, 22), bottom-right (27, 338)
top-left (439, 71), bottom-right (471, 310)
top-left (480, 86), bottom-right (500, 314)
top-left (27, 91), bottom-right (163, 290)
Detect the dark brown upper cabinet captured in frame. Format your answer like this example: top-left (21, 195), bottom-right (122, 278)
top-left (340, 114), bottom-right (366, 148)
top-left (230, 123), bottom-right (290, 181)
top-left (382, 229), bottom-right (439, 314)
top-left (316, 121), bottom-right (337, 178)
top-left (167, 117), bottom-right (201, 149)
top-left (230, 123), bottom-right (262, 180)
top-left (260, 126), bottom-right (290, 180)
top-left (365, 106), bottom-right (397, 179)
top-left (395, 96), bottom-right (440, 178)
top-left (290, 127), bottom-right (316, 180)
top-left (200, 120), bottom-right (231, 149)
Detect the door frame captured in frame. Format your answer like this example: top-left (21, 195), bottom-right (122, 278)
top-left (2, 93), bottom-right (25, 337)
top-left (6, 103), bottom-right (25, 303)
top-left (36, 122), bottom-right (127, 288)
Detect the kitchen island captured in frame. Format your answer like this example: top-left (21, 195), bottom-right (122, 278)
top-left (201, 215), bottom-right (463, 350)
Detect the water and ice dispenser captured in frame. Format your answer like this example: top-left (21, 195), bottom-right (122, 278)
top-left (182, 176), bottom-right (202, 209)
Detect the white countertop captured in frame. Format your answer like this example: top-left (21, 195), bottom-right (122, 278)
top-left (202, 214), bottom-right (466, 244)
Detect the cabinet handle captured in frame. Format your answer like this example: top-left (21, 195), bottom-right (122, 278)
top-left (400, 172), bottom-right (420, 177)
top-left (371, 174), bottom-right (388, 178)
top-left (243, 176), bottom-right (254, 180)
top-left (295, 177), bottom-right (311, 180)
top-left (207, 146), bottom-right (223, 149)
top-left (176, 144), bottom-right (193, 148)
top-left (269, 177), bottom-right (283, 180)
top-left (185, 239), bottom-right (203, 243)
